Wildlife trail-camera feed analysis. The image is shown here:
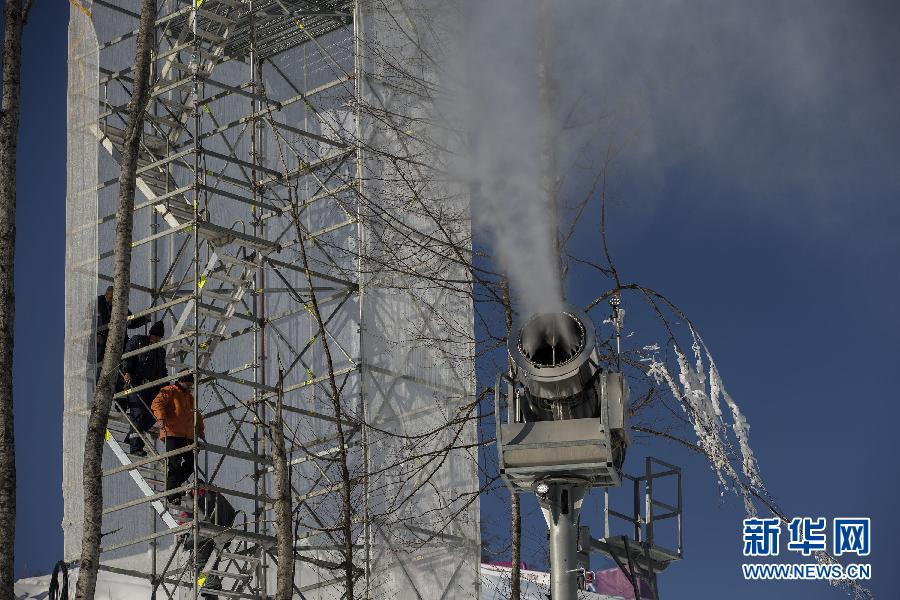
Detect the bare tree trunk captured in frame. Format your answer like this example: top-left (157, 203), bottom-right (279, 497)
top-left (294, 214), bottom-right (356, 599)
top-left (500, 277), bottom-right (522, 600)
top-left (0, 1), bottom-right (33, 597)
top-left (510, 494), bottom-right (522, 600)
top-left (75, 1), bottom-right (156, 597)
top-left (272, 370), bottom-right (294, 600)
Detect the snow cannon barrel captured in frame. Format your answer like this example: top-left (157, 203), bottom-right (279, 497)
top-left (509, 305), bottom-right (608, 421)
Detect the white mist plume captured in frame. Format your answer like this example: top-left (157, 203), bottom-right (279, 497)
top-left (451, 0), bottom-right (893, 294)
top-left (454, 2), bottom-right (564, 316)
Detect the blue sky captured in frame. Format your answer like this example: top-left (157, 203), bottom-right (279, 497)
top-left (10, 2), bottom-right (900, 599)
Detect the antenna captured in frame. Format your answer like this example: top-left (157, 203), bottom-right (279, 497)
top-left (610, 294), bottom-right (624, 366)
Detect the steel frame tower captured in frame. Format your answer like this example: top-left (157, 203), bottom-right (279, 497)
top-left (64, 1), bottom-right (480, 598)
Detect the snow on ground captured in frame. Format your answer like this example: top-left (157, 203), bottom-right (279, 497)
top-left (15, 570), bottom-right (147, 600)
top-left (15, 565), bottom-right (622, 599)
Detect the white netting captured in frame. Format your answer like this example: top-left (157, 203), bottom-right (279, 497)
top-left (63, 0), bottom-right (98, 561)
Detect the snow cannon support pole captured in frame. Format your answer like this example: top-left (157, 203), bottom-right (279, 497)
top-left (538, 481), bottom-right (587, 600)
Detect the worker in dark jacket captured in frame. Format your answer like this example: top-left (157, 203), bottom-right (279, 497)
top-left (96, 285), bottom-right (150, 365)
top-left (152, 374), bottom-right (205, 503)
top-left (179, 485), bottom-right (237, 599)
top-left (122, 320), bottom-right (168, 456)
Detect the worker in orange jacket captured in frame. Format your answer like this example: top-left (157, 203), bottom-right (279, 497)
top-left (151, 374), bottom-right (205, 504)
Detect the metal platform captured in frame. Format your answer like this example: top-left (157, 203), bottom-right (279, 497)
top-left (587, 457), bottom-right (684, 600)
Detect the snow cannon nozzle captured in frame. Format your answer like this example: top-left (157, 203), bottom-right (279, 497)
top-left (507, 305), bottom-right (602, 416)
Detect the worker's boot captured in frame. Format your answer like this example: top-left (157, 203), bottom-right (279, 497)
top-left (200, 573), bottom-right (222, 600)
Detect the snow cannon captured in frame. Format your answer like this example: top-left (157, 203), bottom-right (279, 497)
top-left (495, 304), bottom-right (631, 600)
top-left (495, 304), bottom-right (628, 493)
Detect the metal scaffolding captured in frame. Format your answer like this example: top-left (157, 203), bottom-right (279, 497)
top-left (64, 1), bottom-right (480, 598)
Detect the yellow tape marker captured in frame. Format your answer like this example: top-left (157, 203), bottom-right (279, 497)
top-left (198, 276), bottom-right (207, 289)
top-left (105, 430), bottom-right (111, 441)
top-left (197, 573), bottom-right (207, 587)
top-left (69, 0), bottom-right (92, 18)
